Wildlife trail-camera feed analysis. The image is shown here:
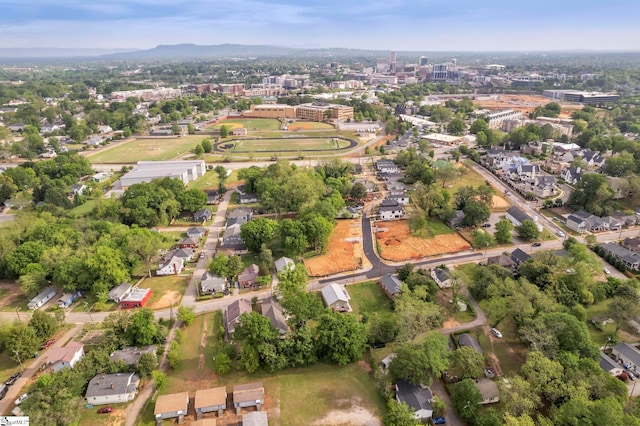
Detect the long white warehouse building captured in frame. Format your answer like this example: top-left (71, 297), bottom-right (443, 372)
top-left (116, 160), bottom-right (206, 188)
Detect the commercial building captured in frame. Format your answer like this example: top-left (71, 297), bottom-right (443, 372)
top-left (476, 109), bottom-right (523, 129)
top-left (120, 287), bottom-right (152, 309)
top-left (243, 104), bottom-right (296, 119)
top-left (542, 90), bottom-right (619, 105)
top-left (110, 87), bottom-right (181, 102)
top-left (116, 160), bottom-right (206, 188)
top-left (297, 103), bottom-right (354, 121)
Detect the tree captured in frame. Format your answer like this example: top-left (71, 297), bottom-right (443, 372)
top-left (194, 144), bottom-right (204, 155)
top-left (7, 325), bottom-right (38, 363)
top-left (384, 400), bottom-right (420, 426)
top-left (201, 139), bottom-right (213, 153)
top-left (215, 352), bottom-right (232, 374)
top-left (453, 346), bottom-right (485, 379)
top-left (240, 343), bottom-right (260, 373)
top-left (470, 118), bottom-right (489, 134)
top-left (240, 218), bottom-right (278, 253)
top-left (138, 352), bottom-right (158, 378)
top-left (152, 370), bottom-right (168, 390)
top-left (301, 214), bottom-right (333, 252)
top-left (258, 244), bottom-right (274, 274)
top-left (227, 255), bottom-right (244, 282)
top-left (423, 331), bottom-right (452, 378)
top-left (280, 219), bottom-right (309, 256)
top-left (171, 123), bottom-right (181, 135)
top-left (219, 125), bottom-right (230, 138)
top-left (607, 289), bottom-right (640, 333)
top-left (394, 291), bottom-right (443, 341)
top-left (494, 218), bottom-right (514, 244)
top-left (127, 226), bottom-right (165, 277)
top-left (568, 174), bottom-right (616, 216)
top-left (432, 165), bottom-right (459, 188)
top-left (463, 199), bottom-right (490, 227)
top-left (516, 220), bottom-right (540, 241)
top-left (28, 310), bottom-right (59, 341)
top-left (126, 309), bottom-right (159, 346)
top-left (236, 312), bottom-right (279, 346)
top-left (450, 379), bottom-right (482, 423)
top-left (473, 230), bottom-right (494, 248)
top-left (390, 343), bottom-right (434, 386)
top-left (350, 182), bottom-right (367, 200)
top-left (177, 188), bottom-right (207, 213)
top-left (209, 253), bottom-right (230, 277)
top-left (447, 118), bottom-right (466, 135)
top-left (177, 306), bottom-right (196, 326)
top-left (316, 312), bottom-right (366, 365)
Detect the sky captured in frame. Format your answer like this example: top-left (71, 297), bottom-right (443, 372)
top-left (1, 0), bottom-right (640, 51)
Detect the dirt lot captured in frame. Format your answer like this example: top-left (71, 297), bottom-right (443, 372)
top-left (376, 220), bottom-right (471, 261)
top-left (311, 404), bottom-right (381, 426)
top-left (305, 219), bottom-right (370, 277)
top-left (0, 280), bottom-right (26, 310)
top-left (492, 194), bottom-right (511, 211)
top-left (474, 94), bottom-right (582, 117)
top-left (147, 290), bottom-right (181, 310)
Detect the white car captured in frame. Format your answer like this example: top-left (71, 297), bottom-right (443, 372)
top-left (556, 231), bottom-right (565, 237)
top-left (490, 328), bottom-right (503, 338)
top-left (604, 268), bottom-right (612, 275)
top-left (15, 393), bottom-right (28, 405)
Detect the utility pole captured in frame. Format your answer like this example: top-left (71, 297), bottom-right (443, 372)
top-left (13, 350), bottom-right (24, 372)
top-left (15, 307), bottom-right (21, 323)
top-left (84, 302), bottom-right (94, 322)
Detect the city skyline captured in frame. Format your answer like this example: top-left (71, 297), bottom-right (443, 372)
top-left (0, 0), bottom-right (640, 51)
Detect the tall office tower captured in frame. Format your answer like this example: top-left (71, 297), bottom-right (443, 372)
top-left (420, 56), bottom-right (429, 66)
top-left (389, 51), bottom-right (397, 63)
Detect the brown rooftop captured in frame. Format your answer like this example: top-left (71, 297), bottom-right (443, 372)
top-left (233, 382), bottom-right (264, 404)
top-left (194, 387), bottom-right (227, 409)
top-left (154, 391), bottom-right (189, 415)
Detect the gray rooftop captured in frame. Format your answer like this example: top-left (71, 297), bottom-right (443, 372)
top-left (458, 333), bottom-right (483, 354)
top-left (506, 206), bottom-right (533, 224)
top-left (395, 380), bottom-right (433, 413)
top-left (85, 372), bottom-right (139, 399)
top-left (380, 274), bottom-right (402, 296)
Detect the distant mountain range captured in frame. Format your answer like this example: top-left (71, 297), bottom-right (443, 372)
top-left (0, 43), bottom-right (426, 60)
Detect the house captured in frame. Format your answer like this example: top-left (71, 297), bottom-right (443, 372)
top-left (225, 299), bottom-right (252, 335)
top-left (27, 287), bottom-right (56, 310)
top-left (195, 387), bottom-right (227, 419)
top-left (458, 333), bottom-right (483, 354)
top-left (448, 210), bottom-right (466, 229)
top-left (487, 254), bottom-right (516, 271)
top-left (231, 127), bottom-right (248, 136)
top-left (376, 159), bottom-right (399, 174)
top-left (516, 163), bottom-right (540, 179)
top-left (624, 237), bottom-right (640, 254)
top-left (560, 167), bottom-right (582, 185)
top-left (110, 346), bottom-right (157, 367)
top-left (274, 257), bottom-right (295, 274)
top-left (476, 379), bottom-right (500, 405)
top-left (600, 242), bottom-right (640, 270)
top-left (120, 288), bottom-right (152, 309)
top-left (221, 226), bottom-right (246, 252)
top-left (154, 392), bottom-right (189, 425)
top-left (599, 352), bottom-right (624, 376)
top-left (378, 204), bottom-right (405, 221)
top-left (510, 248), bottom-right (531, 267)
top-left (380, 274), bottom-right (402, 298)
top-left (613, 211), bottom-right (637, 227)
top-left (85, 372), bottom-right (140, 406)
top-left (239, 193), bottom-right (259, 204)
top-left (108, 283), bottom-right (133, 303)
top-left (353, 178), bottom-right (376, 193)
top-left (157, 256), bottom-right (185, 276)
top-left (233, 382), bottom-right (264, 414)
top-left (387, 193), bottom-right (410, 205)
top-left (201, 272), bottom-right (227, 295)
top-left (46, 342), bottom-right (84, 372)
top-left (206, 189), bottom-right (219, 205)
top-left (395, 380), bottom-right (433, 420)
top-left (612, 343), bottom-right (640, 373)
top-left (194, 209), bottom-right (213, 222)
top-left (169, 248), bottom-right (195, 262)
top-left (565, 213), bottom-right (589, 234)
top-left (178, 237), bottom-right (199, 249)
top-left (186, 227), bottom-right (208, 239)
top-left (70, 184), bottom-right (86, 197)
top-left (261, 298), bottom-right (289, 335)
top-left (238, 264), bottom-right (260, 288)
top-left (227, 208), bottom-right (253, 227)
top-left (57, 291), bottom-right (81, 309)
top-left (321, 283), bottom-right (352, 312)
top-left (91, 172), bottom-right (110, 182)
top-left (430, 268), bottom-right (453, 288)
top-left (505, 206), bottom-right (533, 227)
top-left (243, 411), bottom-right (268, 426)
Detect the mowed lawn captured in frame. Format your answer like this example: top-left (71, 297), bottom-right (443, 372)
top-left (288, 121), bottom-right (335, 130)
top-left (447, 167), bottom-right (490, 194)
top-left (142, 275), bottom-right (190, 309)
top-left (187, 169), bottom-right (240, 191)
top-left (86, 136), bottom-right (204, 163)
top-left (228, 137), bottom-right (351, 152)
top-left (211, 118), bottom-right (281, 131)
top-left (348, 280), bottom-right (393, 317)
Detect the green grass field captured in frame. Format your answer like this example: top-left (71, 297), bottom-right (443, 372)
top-left (86, 136), bottom-right (205, 163)
top-left (143, 275), bottom-right (190, 308)
top-left (187, 169), bottom-right (240, 191)
top-left (348, 281), bottom-right (393, 317)
top-left (221, 137), bottom-right (351, 153)
top-left (212, 118), bottom-right (281, 131)
top-left (447, 167), bottom-right (490, 194)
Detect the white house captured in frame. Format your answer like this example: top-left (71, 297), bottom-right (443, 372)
top-left (27, 287), bottom-right (56, 310)
top-left (378, 203), bottom-right (405, 221)
top-left (430, 268), bottom-right (453, 288)
top-left (321, 283), bottom-right (352, 312)
top-left (47, 342), bottom-right (85, 372)
top-left (85, 372), bottom-right (140, 405)
top-left (505, 206), bottom-right (534, 227)
top-left (274, 256), bottom-right (295, 274)
top-left (156, 256), bottom-right (184, 276)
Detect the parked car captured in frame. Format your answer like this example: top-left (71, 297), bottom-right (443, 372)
top-left (482, 223), bottom-right (491, 228)
top-left (41, 339), bottom-right (56, 350)
top-left (556, 230), bottom-right (565, 237)
top-left (628, 372), bottom-right (637, 381)
top-left (604, 268), bottom-right (612, 275)
top-left (5, 372), bottom-right (21, 386)
top-left (433, 417), bottom-right (447, 425)
top-left (15, 393), bottom-right (28, 405)
top-left (98, 406), bottom-right (113, 414)
top-left (532, 242), bottom-right (542, 247)
top-left (199, 252), bottom-right (206, 259)
top-left (0, 385), bottom-right (8, 400)
top-left (491, 328), bottom-right (503, 338)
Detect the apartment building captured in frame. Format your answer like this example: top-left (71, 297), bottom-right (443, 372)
top-left (296, 103), bottom-right (354, 121)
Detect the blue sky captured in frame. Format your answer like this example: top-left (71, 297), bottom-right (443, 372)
top-left (1, 0), bottom-right (639, 51)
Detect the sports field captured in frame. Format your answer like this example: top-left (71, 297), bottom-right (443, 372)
top-left (288, 121), bottom-right (334, 130)
top-left (216, 136), bottom-right (355, 153)
top-left (210, 118), bottom-right (281, 130)
top-left (86, 136), bottom-right (203, 163)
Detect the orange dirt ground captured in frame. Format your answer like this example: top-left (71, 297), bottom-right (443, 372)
top-left (492, 194), bottom-right (511, 210)
top-left (305, 219), bottom-right (370, 277)
top-left (288, 123), bottom-right (313, 130)
top-left (474, 94), bottom-right (582, 117)
top-left (147, 290), bottom-right (181, 310)
top-left (376, 220), bottom-right (471, 261)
